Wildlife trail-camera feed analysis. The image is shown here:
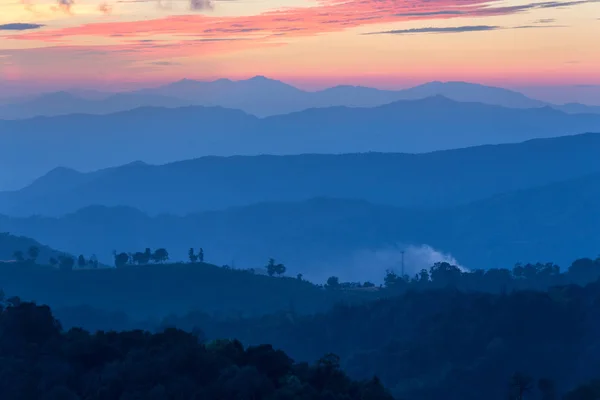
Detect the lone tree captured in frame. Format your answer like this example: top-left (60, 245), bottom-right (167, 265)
top-left (77, 255), bottom-right (86, 268)
top-left (114, 252), bottom-right (129, 268)
top-left (326, 276), bottom-right (340, 289)
top-left (266, 258), bottom-right (286, 277)
top-left (152, 248), bottom-right (169, 264)
top-left (198, 248), bottom-right (204, 263)
top-left (58, 255), bottom-right (75, 271)
top-left (188, 248), bottom-right (198, 263)
top-left (27, 246), bottom-right (40, 263)
top-left (12, 251), bottom-right (24, 262)
top-left (89, 254), bottom-right (99, 268)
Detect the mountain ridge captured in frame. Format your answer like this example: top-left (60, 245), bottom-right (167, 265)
top-left (2, 77), bottom-right (599, 121)
top-left (2, 131), bottom-right (600, 216)
top-left (2, 171), bottom-right (600, 281)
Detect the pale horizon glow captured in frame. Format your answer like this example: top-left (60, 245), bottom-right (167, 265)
top-left (1, 0), bottom-right (600, 95)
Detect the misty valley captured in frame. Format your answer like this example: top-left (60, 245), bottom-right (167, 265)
top-left (2, 77), bottom-right (600, 400)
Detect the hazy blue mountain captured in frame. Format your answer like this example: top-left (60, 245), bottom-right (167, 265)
top-left (2, 77), bottom-right (599, 120)
top-left (394, 81), bottom-right (547, 108)
top-left (0, 232), bottom-right (70, 263)
top-left (2, 131), bottom-right (600, 216)
top-left (138, 77), bottom-right (599, 115)
top-left (2, 172), bottom-right (599, 282)
top-left (0, 91), bottom-right (196, 119)
top-left (554, 102), bottom-right (600, 114)
top-left (2, 97), bottom-right (600, 190)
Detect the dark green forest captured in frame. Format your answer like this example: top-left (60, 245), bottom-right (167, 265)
top-left (0, 297), bottom-right (393, 400)
top-left (3, 251), bottom-right (600, 399)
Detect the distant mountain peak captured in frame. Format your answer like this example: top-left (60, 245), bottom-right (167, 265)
top-left (44, 166), bottom-right (82, 177)
top-left (247, 75), bottom-right (271, 81)
top-left (122, 160), bottom-right (149, 168)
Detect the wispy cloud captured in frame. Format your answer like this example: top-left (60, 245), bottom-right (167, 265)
top-left (512, 24), bottom-right (567, 28)
top-left (394, 10), bottom-right (465, 17)
top-left (14, 0), bottom-right (595, 45)
top-left (534, 18), bottom-right (556, 23)
top-left (149, 61), bottom-right (181, 65)
top-left (98, 2), bottom-right (113, 14)
top-left (190, 0), bottom-right (213, 10)
top-left (364, 25), bottom-right (499, 35)
top-left (53, 0), bottom-right (74, 14)
top-left (3, 0), bottom-right (594, 73)
top-left (0, 23), bottom-right (45, 31)
top-left (365, 24), bottom-right (568, 35)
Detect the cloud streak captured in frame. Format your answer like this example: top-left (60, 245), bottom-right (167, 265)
top-left (365, 25), bottom-right (499, 35)
top-left (365, 23), bottom-right (568, 35)
top-left (54, 0), bottom-right (75, 14)
top-left (190, 0), bottom-right (213, 10)
top-left (2, 0), bottom-right (593, 79)
top-left (0, 23), bottom-right (45, 31)
top-left (13, 0), bottom-right (593, 46)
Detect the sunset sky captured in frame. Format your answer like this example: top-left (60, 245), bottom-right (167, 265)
top-left (0, 0), bottom-right (599, 91)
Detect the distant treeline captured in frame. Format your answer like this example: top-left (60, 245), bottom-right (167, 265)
top-left (3, 245), bottom-right (600, 319)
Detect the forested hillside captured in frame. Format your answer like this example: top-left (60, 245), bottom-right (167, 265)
top-left (4, 258), bottom-right (600, 399)
top-left (0, 297), bottom-right (393, 400)
top-left (2, 170), bottom-right (600, 279)
top-left (0, 232), bottom-right (70, 263)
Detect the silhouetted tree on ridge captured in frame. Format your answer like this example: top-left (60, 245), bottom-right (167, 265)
top-left (266, 258), bottom-right (286, 277)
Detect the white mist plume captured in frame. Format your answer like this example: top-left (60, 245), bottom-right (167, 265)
top-left (307, 244), bottom-right (467, 284)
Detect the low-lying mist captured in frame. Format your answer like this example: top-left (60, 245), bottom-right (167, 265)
top-left (303, 244), bottom-right (467, 284)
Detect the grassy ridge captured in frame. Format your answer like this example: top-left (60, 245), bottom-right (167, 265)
top-left (0, 262), bottom-right (378, 319)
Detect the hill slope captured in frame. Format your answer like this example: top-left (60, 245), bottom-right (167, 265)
top-left (2, 172), bottom-right (600, 281)
top-left (2, 132), bottom-right (600, 216)
top-left (0, 232), bottom-right (69, 263)
top-left (2, 97), bottom-right (600, 190)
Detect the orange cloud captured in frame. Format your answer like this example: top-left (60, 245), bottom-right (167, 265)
top-left (4, 0), bottom-right (597, 85)
top-left (13, 0), bottom-right (566, 44)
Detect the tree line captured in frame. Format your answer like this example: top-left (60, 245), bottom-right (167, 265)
top-left (324, 256), bottom-right (600, 293)
top-left (0, 295), bottom-right (393, 400)
top-left (10, 246), bottom-right (99, 271)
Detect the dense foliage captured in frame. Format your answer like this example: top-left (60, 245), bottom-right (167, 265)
top-left (4, 252), bottom-right (600, 399)
top-left (0, 297), bottom-right (393, 400)
top-left (156, 281), bottom-right (600, 400)
top-left (0, 261), bottom-right (377, 319)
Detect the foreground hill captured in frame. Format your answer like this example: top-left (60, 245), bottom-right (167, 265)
top-left (5, 279), bottom-right (600, 400)
top-left (2, 172), bottom-right (600, 280)
top-left (0, 261), bottom-right (378, 319)
top-left (0, 299), bottom-right (393, 400)
top-left (3, 132), bottom-right (600, 216)
top-left (2, 97), bottom-right (600, 190)
top-left (189, 283), bottom-right (600, 400)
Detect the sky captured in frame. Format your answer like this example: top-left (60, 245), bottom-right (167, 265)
top-left (0, 0), bottom-right (599, 92)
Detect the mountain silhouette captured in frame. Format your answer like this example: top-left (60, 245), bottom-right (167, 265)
top-left (2, 172), bottom-right (599, 281)
top-left (3, 97), bottom-right (600, 190)
top-left (1, 77), bottom-right (599, 120)
top-left (2, 132), bottom-right (600, 217)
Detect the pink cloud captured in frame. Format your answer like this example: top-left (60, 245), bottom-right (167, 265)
top-left (3, 0), bottom-right (596, 85)
top-left (12, 0), bottom-right (559, 45)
